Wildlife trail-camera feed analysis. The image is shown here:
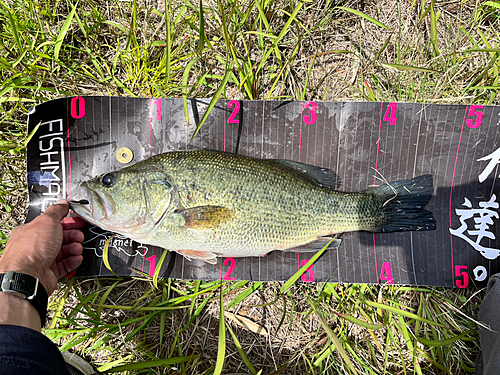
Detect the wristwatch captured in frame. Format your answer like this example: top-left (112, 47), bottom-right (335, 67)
top-left (0, 271), bottom-right (48, 326)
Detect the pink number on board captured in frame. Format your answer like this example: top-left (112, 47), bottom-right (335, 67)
top-left (223, 258), bottom-right (236, 280)
top-left (70, 96), bottom-right (85, 119)
top-left (300, 259), bottom-right (315, 282)
top-left (455, 265), bottom-right (469, 288)
top-left (303, 101), bottom-right (317, 125)
top-left (383, 103), bottom-right (397, 125)
top-left (152, 98), bottom-right (162, 122)
top-left (227, 100), bottom-right (240, 124)
top-left (466, 105), bottom-right (484, 128)
top-left (380, 262), bottom-right (394, 284)
top-left (146, 255), bottom-right (157, 277)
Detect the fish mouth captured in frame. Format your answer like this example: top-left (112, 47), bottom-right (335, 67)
top-left (69, 182), bottom-right (115, 224)
top-left (69, 182), bottom-right (149, 236)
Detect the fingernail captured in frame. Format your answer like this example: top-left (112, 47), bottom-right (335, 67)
top-left (56, 199), bottom-right (68, 205)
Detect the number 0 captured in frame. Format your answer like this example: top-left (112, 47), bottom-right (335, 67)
top-left (70, 97), bottom-right (85, 119)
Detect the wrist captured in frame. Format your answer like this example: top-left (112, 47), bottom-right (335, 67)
top-left (0, 259), bottom-right (50, 294)
top-left (0, 271), bottom-right (49, 329)
top-left (0, 292), bottom-right (42, 331)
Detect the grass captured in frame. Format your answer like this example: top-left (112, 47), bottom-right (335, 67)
top-left (1, 0), bottom-right (500, 373)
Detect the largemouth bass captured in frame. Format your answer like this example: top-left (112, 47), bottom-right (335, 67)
top-left (70, 150), bottom-right (435, 264)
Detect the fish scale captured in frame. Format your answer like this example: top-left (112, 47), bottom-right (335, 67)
top-left (70, 150), bottom-right (436, 263)
top-left (153, 152), bottom-right (366, 254)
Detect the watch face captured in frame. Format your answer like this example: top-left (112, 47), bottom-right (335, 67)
top-left (0, 272), bottom-right (48, 326)
top-left (1, 272), bottom-right (37, 299)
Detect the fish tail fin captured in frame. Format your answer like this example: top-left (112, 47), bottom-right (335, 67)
top-left (369, 174), bottom-right (436, 232)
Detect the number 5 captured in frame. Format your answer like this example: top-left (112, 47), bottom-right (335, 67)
top-left (455, 265), bottom-right (469, 288)
top-left (466, 105), bottom-right (484, 128)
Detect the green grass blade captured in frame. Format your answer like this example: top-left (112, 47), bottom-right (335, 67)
top-left (102, 235), bottom-right (118, 277)
top-left (198, 0), bottom-right (207, 54)
top-left (332, 311), bottom-right (384, 330)
top-left (396, 316), bottom-right (422, 375)
top-left (190, 62), bottom-right (233, 141)
top-left (415, 330), bottom-right (472, 347)
top-left (255, 1), bottom-right (303, 78)
top-left (243, 31), bottom-right (278, 39)
top-left (96, 355), bottom-right (134, 372)
top-left (89, 304), bottom-right (188, 311)
top-left (182, 57), bottom-right (199, 127)
top-left (160, 284), bottom-right (168, 345)
top-left (103, 20), bottom-right (127, 33)
top-left (464, 48), bottom-right (500, 53)
top-left (381, 63), bottom-right (441, 73)
top-left (369, 34), bottom-right (392, 69)
top-left (6, 9), bottom-right (22, 53)
top-left (429, 0), bottom-right (439, 56)
top-left (313, 340), bottom-right (334, 367)
top-left (308, 296), bottom-right (359, 375)
top-left (226, 282), bottom-right (263, 310)
top-left (97, 280), bottom-right (121, 320)
top-left (54, 1), bottom-right (78, 61)
top-left (180, 292), bottom-right (213, 333)
top-left (48, 280), bottom-right (74, 329)
top-left (363, 301), bottom-right (445, 327)
top-left (415, 347), bottom-right (449, 373)
top-left (105, 356), bottom-right (198, 372)
top-left (301, 47), bottom-right (318, 100)
top-left (214, 282), bottom-right (226, 375)
top-left (227, 325), bottom-right (258, 375)
top-left (484, 1), bottom-right (500, 9)
top-left (153, 249), bottom-right (168, 288)
top-left (280, 238), bottom-right (334, 294)
top-left (23, 121), bottom-right (40, 148)
top-left (165, 0), bottom-right (172, 87)
top-left (337, 6), bottom-right (391, 30)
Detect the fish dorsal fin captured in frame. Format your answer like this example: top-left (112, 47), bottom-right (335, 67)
top-left (175, 206), bottom-right (233, 229)
top-left (273, 160), bottom-right (341, 189)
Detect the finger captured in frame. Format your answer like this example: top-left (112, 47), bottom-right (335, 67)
top-left (62, 229), bottom-right (85, 244)
top-left (42, 199), bottom-right (70, 223)
top-left (53, 255), bottom-right (83, 279)
top-left (62, 216), bottom-right (87, 230)
top-left (56, 243), bottom-right (83, 262)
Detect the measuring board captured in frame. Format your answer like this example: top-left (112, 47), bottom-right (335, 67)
top-left (26, 97), bottom-right (500, 288)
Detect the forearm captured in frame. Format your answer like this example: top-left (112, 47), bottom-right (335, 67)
top-left (0, 293), bottom-right (41, 331)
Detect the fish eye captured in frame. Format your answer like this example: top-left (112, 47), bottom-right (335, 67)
top-left (101, 173), bottom-right (116, 187)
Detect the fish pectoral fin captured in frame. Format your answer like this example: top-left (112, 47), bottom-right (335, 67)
top-left (287, 237), bottom-right (342, 253)
top-left (177, 249), bottom-right (218, 264)
top-left (175, 206), bottom-right (233, 229)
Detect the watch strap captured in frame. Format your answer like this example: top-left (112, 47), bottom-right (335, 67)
top-left (0, 271), bottom-right (48, 327)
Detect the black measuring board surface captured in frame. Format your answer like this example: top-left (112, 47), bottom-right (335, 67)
top-left (26, 97), bottom-right (500, 288)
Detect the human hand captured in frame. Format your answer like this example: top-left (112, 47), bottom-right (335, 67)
top-left (0, 199), bottom-right (86, 296)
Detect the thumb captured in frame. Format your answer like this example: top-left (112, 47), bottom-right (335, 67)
top-left (42, 199), bottom-right (70, 223)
